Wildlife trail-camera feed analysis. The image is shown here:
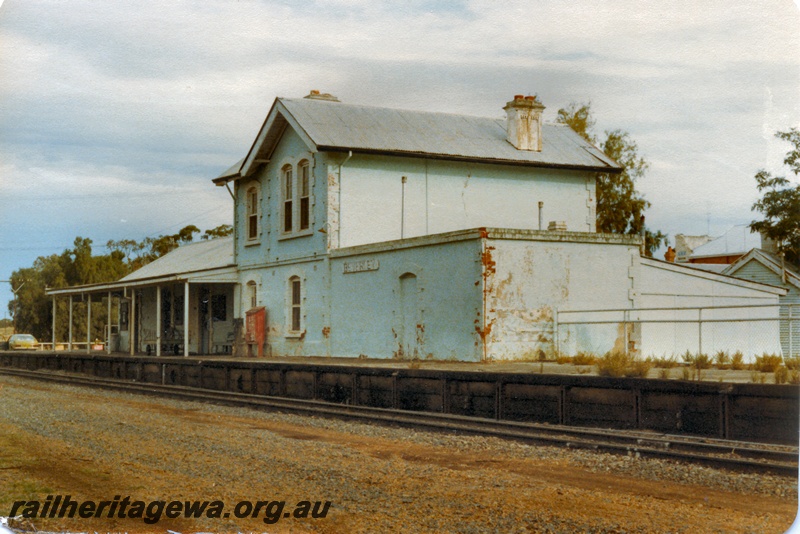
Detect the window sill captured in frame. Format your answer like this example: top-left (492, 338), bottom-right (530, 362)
top-left (244, 239), bottom-right (261, 247)
top-left (285, 330), bottom-right (305, 339)
top-left (278, 229), bottom-right (314, 241)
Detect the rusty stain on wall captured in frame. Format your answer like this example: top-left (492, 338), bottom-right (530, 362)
top-left (478, 238), bottom-right (498, 360)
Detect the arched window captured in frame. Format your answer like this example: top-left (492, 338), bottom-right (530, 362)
top-left (289, 276), bottom-right (302, 332)
top-left (298, 160), bottom-right (310, 230)
top-left (282, 165), bottom-right (293, 233)
top-left (246, 185), bottom-right (259, 241)
top-left (247, 280), bottom-right (257, 310)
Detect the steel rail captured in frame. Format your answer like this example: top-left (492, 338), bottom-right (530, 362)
top-left (1, 367), bottom-right (797, 476)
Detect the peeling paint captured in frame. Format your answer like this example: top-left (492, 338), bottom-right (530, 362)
top-left (322, 326), bottom-right (331, 338)
top-left (481, 246), bottom-right (497, 277)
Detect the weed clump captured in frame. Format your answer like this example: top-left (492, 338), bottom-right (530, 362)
top-left (731, 351), bottom-right (746, 370)
top-left (753, 353), bottom-right (783, 373)
top-left (784, 357), bottom-right (800, 371)
top-left (652, 355), bottom-right (679, 369)
top-left (714, 351), bottom-right (730, 369)
top-left (775, 366), bottom-right (789, 384)
top-left (680, 351), bottom-right (712, 380)
top-left (595, 351), bottom-right (651, 378)
top-left (572, 352), bottom-right (597, 366)
top-left (750, 370), bottom-right (767, 384)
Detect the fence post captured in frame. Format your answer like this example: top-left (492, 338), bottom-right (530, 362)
top-left (790, 304), bottom-right (794, 358)
top-left (553, 307), bottom-right (559, 358)
top-left (624, 309), bottom-right (629, 357)
top-left (698, 307), bottom-right (703, 356)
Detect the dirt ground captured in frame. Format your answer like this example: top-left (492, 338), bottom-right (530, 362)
top-left (0, 375), bottom-right (797, 533)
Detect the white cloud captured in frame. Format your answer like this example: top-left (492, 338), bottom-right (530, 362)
top-left (0, 0), bottom-right (798, 312)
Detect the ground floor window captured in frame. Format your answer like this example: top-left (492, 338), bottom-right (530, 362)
top-left (247, 280), bottom-right (257, 309)
top-left (290, 276), bottom-right (302, 332)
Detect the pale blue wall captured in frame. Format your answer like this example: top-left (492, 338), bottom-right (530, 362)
top-left (234, 127), bottom-right (328, 269)
top-left (239, 259), bottom-right (330, 357)
top-left (228, 122), bottom-right (606, 360)
top-left (240, 237), bottom-right (483, 360)
top-left (328, 237), bottom-right (484, 361)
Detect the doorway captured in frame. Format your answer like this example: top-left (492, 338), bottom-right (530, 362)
top-left (398, 273), bottom-right (418, 358)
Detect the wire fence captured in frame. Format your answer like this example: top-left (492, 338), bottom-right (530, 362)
top-left (555, 303), bottom-right (799, 361)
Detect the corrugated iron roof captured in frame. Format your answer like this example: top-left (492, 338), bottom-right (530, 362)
top-left (215, 96), bottom-right (622, 181)
top-left (46, 237), bottom-right (237, 296)
top-left (121, 236), bottom-right (234, 282)
top-left (282, 97), bottom-right (619, 169)
top-left (690, 225), bottom-right (762, 258)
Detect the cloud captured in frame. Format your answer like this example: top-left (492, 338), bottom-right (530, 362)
top-left (0, 0), bottom-right (798, 314)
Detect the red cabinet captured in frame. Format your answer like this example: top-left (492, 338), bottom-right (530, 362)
top-left (245, 307), bottom-right (266, 357)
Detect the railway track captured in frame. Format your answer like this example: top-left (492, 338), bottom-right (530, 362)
top-left (1, 366), bottom-right (797, 476)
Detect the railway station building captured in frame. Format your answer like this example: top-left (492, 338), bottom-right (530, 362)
top-left (46, 92), bottom-right (786, 361)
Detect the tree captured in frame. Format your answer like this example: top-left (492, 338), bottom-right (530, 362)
top-left (556, 102), bottom-right (666, 256)
top-left (8, 238), bottom-right (128, 339)
top-left (10, 224), bottom-right (231, 338)
top-left (202, 224), bottom-right (233, 240)
top-left (107, 224), bottom-right (210, 271)
top-left (750, 128), bottom-right (800, 267)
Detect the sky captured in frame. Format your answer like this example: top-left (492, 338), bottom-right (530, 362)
top-left (1, 0), bottom-right (799, 320)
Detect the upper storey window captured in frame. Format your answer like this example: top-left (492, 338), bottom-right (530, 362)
top-left (299, 161), bottom-right (310, 231)
top-left (280, 159), bottom-right (312, 237)
top-left (282, 165), bottom-right (293, 233)
top-left (246, 185), bottom-right (259, 241)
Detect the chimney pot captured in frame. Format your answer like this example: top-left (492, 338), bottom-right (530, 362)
top-left (514, 94), bottom-right (524, 100)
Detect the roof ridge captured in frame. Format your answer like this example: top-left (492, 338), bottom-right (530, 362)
top-left (284, 96), bottom-right (535, 123)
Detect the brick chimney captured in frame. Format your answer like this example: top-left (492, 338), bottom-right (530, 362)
top-left (503, 94), bottom-right (545, 151)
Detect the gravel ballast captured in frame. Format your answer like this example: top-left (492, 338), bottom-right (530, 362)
top-left (0, 375), bottom-right (796, 533)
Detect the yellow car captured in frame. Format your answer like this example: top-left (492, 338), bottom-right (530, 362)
top-left (8, 334), bottom-right (37, 350)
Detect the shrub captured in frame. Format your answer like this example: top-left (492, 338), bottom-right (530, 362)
top-left (572, 352), bottom-right (597, 366)
top-left (694, 353), bottom-right (712, 370)
top-left (754, 353), bottom-right (783, 373)
top-left (658, 368), bottom-right (671, 380)
top-left (679, 352), bottom-right (711, 380)
top-left (714, 351), bottom-right (730, 369)
top-left (625, 358), bottom-right (652, 378)
top-left (791, 370), bottom-right (800, 385)
top-left (596, 351), bottom-right (630, 378)
top-left (750, 371), bottom-right (767, 384)
top-left (555, 355), bottom-right (572, 365)
top-left (775, 366), bottom-right (789, 385)
top-left (785, 357), bottom-right (800, 371)
top-left (731, 351), bottom-right (745, 370)
top-left (596, 352), bottom-right (650, 378)
top-left (652, 355), bottom-right (679, 369)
